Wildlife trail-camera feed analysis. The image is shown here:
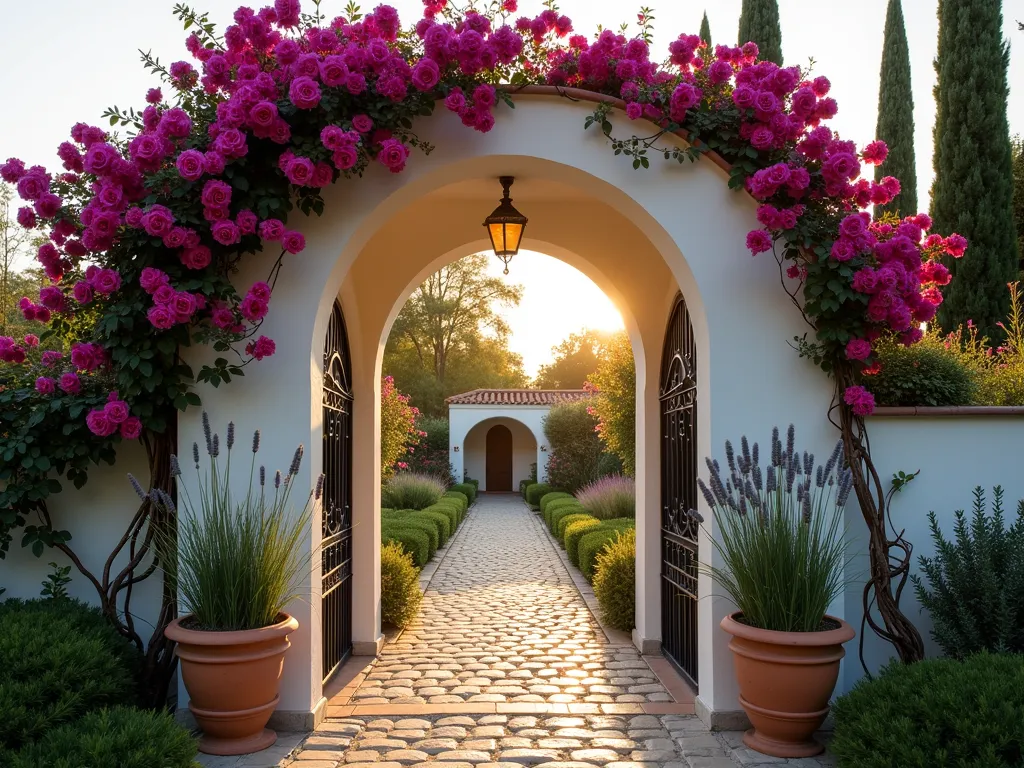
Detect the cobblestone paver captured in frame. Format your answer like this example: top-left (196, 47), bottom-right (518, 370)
top-left (280, 714), bottom-right (835, 768)
top-left (349, 495), bottom-right (671, 706)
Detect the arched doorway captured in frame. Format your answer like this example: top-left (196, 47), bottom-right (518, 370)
top-left (659, 293), bottom-right (699, 688)
top-left (321, 301), bottom-right (354, 683)
top-left (485, 424), bottom-right (514, 492)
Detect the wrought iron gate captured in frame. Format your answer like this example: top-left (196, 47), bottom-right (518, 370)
top-left (322, 301), bottom-right (353, 683)
top-left (660, 293), bottom-right (699, 688)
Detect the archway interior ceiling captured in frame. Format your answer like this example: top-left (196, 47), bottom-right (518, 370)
top-left (343, 174), bottom-right (683, 370)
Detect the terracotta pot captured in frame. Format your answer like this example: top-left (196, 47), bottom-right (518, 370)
top-left (721, 612), bottom-right (854, 758)
top-left (165, 613), bottom-right (298, 756)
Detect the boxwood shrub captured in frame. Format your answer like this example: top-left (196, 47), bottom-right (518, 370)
top-left (0, 599), bottom-right (140, 753)
top-left (565, 518), bottom-right (604, 566)
top-left (382, 511), bottom-right (440, 554)
top-left (593, 529), bottom-right (636, 631)
top-left (579, 519), bottom-right (637, 581)
top-left (519, 479), bottom-right (532, 498)
top-left (450, 482), bottom-right (477, 504)
top-left (557, 513), bottom-right (595, 542)
top-left (525, 483), bottom-right (554, 508)
top-left (424, 502), bottom-right (460, 532)
top-left (414, 509), bottom-right (452, 545)
top-left (550, 505), bottom-right (587, 536)
top-left (544, 496), bottom-right (582, 529)
top-left (380, 541), bottom-right (422, 629)
top-left (380, 524), bottom-right (430, 567)
top-left (11, 707), bottom-right (199, 768)
top-left (540, 491), bottom-right (572, 513)
top-left (831, 653), bottom-right (1024, 767)
top-left (433, 498), bottom-right (465, 525)
top-left (443, 491), bottom-right (469, 513)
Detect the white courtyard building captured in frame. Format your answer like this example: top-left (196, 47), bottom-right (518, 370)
top-left (446, 388), bottom-right (589, 492)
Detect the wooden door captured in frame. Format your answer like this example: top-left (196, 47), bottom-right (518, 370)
top-left (485, 425), bottom-right (514, 492)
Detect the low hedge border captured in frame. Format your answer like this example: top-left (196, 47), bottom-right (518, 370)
top-left (565, 518), bottom-right (605, 566)
top-left (579, 519), bottom-right (637, 581)
top-left (556, 512), bottom-right (594, 542)
top-left (525, 483), bottom-right (554, 509)
top-left (549, 504), bottom-right (586, 535)
top-left (540, 491), bottom-right (572, 514)
top-left (450, 483), bottom-right (477, 505)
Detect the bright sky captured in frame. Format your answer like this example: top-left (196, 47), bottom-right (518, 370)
top-left (483, 251), bottom-right (624, 376)
top-left (2, 1), bottom-right (1022, 375)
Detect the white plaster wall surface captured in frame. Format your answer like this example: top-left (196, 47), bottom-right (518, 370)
top-left (173, 96), bottom-right (839, 718)
top-left (460, 416), bottom-right (539, 491)
top-left (449, 405), bottom-right (547, 489)
top-left (842, 414), bottom-right (1024, 692)
top-left (0, 441), bottom-right (163, 639)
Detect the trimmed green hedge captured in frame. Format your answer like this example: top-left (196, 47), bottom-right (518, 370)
top-left (381, 541), bottom-right (422, 629)
top-left (544, 496), bottom-right (582, 529)
top-left (579, 519), bottom-right (636, 581)
top-left (450, 482), bottom-right (477, 504)
top-left (519, 479), bottom-right (532, 498)
top-left (0, 599), bottom-right (141, 754)
top-left (540, 492), bottom-right (572, 513)
top-left (394, 515), bottom-right (438, 557)
top-left (433, 498), bottom-right (465, 525)
top-left (565, 518), bottom-right (604, 566)
top-left (557, 512), bottom-right (594, 542)
top-left (11, 707), bottom-right (199, 768)
top-left (550, 504), bottom-right (586, 536)
top-left (383, 509), bottom-right (448, 548)
top-left (443, 491), bottom-right (468, 513)
top-left (424, 502), bottom-right (460, 531)
top-left (831, 653), bottom-right (1024, 767)
top-left (381, 524), bottom-right (430, 567)
top-left (593, 529), bottom-right (636, 631)
top-left (525, 483), bottom-right (554, 508)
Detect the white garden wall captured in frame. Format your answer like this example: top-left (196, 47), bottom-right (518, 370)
top-left (841, 410), bottom-right (1024, 693)
top-left (0, 440), bottom-right (164, 641)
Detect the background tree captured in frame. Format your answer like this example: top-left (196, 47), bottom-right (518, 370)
top-left (874, 0), bottom-right (917, 218)
top-left (384, 254), bottom-right (527, 415)
top-left (404, 415), bottom-right (455, 482)
top-left (586, 331), bottom-right (636, 476)
top-left (543, 401), bottom-right (619, 493)
top-left (533, 328), bottom-right (612, 389)
top-left (932, 0), bottom-right (1018, 341)
top-left (1012, 135), bottom-right (1024, 272)
top-left (699, 11), bottom-right (711, 46)
top-left (737, 0), bottom-right (783, 65)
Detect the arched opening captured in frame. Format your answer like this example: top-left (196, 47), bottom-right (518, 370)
top-left (178, 96), bottom-right (836, 727)
top-left (484, 424), bottom-right (514, 492)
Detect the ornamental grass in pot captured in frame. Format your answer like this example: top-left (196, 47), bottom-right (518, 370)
top-left (693, 426), bottom-right (853, 758)
top-left (132, 414), bottom-right (322, 756)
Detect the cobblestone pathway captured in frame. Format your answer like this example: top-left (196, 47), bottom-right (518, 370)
top-left (350, 494), bottom-right (671, 706)
top-left (200, 495), bottom-right (834, 768)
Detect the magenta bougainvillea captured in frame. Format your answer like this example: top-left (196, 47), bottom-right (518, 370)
top-left (0, 0), bottom-right (964, 555)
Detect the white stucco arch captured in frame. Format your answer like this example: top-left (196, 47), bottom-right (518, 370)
top-left (177, 95), bottom-right (837, 729)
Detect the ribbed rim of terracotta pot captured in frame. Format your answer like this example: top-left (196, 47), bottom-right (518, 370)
top-left (721, 612), bottom-right (855, 646)
top-left (164, 613), bottom-right (298, 645)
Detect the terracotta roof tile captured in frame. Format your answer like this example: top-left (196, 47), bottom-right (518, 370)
top-left (446, 389), bottom-right (590, 406)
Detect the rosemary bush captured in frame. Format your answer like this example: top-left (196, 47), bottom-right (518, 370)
top-left (911, 486), bottom-right (1024, 657)
top-left (696, 426), bottom-right (851, 633)
top-left (132, 413), bottom-right (321, 632)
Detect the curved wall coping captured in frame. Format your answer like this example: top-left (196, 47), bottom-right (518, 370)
top-left (509, 85), bottom-right (736, 175)
top-left (870, 406), bottom-right (1024, 417)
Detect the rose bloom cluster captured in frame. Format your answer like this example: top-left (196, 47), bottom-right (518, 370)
top-left (0, 0), bottom-right (965, 435)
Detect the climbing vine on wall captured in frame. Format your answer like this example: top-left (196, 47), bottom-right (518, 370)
top-left (1, 0), bottom-right (965, 698)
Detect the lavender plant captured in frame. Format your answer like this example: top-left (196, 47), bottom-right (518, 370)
top-left (695, 426), bottom-right (851, 633)
top-left (129, 412), bottom-right (323, 632)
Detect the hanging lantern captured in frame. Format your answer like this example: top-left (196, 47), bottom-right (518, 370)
top-left (483, 176), bottom-right (528, 275)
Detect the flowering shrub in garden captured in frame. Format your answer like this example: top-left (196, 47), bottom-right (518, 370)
top-left (0, 0), bottom-right (967, 690)
top-left (380, 375), bottom-right (422, 480)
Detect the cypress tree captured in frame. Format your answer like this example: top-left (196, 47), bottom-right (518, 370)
top-left (699, 11), bottom-right (712, 47)
top-left (932, 0), bottom-right (1018, 341)
top-left (873, 0), bottom-right (917, 219)
top-left (737, 0), bottom-right (782, 65)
